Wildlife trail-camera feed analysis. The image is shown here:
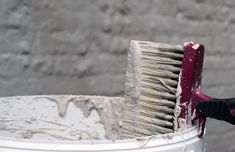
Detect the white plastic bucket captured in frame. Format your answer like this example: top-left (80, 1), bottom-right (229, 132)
top-left (0, 95), bottom-right (205, 152)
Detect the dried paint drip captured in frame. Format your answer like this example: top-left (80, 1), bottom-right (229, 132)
top-left (0, 95), bottom-right (124, 141)
top-left (120, 41), bottom-right (184, 138)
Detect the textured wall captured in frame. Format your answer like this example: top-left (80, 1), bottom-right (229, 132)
top-left (0, 0), bottom-right (235, 151)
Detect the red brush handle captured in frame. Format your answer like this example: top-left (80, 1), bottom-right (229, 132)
top-left (177, 43), bottom-right (205, 128)
top-left (177, 42), bottom-right (207, 137)
top-left (177, 42), bottom-right (235, 138)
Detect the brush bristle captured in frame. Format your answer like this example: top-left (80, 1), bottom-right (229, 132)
top-left (120, 40), bottom-right (184, 138)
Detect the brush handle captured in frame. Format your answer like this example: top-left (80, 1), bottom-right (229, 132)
top-left (196, 98), bottom-right (235, 125)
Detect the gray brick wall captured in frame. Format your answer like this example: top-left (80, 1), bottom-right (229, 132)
top-left (0, 0), bottom-right (235, 151)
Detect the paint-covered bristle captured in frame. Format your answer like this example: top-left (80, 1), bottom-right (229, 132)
top-left (120, 40), bottom-right (184, 138)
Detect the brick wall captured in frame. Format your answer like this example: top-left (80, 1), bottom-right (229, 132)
top-left (0, 0), bottom-right (235, 151)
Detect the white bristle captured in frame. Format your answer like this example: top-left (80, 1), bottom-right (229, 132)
top-left (142, 48), bottom-right (183, 59)
top-left (142, 62), bottom-right (181, 72)
top-left (142, 56), bottom-right (182, 65)
top-left (141, 81), bottom-right (177, 94)
top-left (137, 116), bottom-right (173, 128)
top-left (120, 40), bottom-right (183, 138)
top-left (142, 75), bottom-right (178, 86)
top-left (138, 102), bottom-right (175, 114)
top-left (140, 96), bottom-right (176, 107)
top-left (142, 68), bottom-right (179, 79)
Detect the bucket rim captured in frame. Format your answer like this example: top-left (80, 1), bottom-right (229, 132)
top-left (0, 127), bottom-right (200, 151)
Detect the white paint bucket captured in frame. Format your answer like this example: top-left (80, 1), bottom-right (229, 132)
top-left (0, 95), bottom-right (205, 152)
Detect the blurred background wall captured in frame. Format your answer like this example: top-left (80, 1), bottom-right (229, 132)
top-left (0, 0), bottom-right (235, 151)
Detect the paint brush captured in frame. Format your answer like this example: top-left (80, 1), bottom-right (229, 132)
top-left (120, 40), bottom-right (235, 138)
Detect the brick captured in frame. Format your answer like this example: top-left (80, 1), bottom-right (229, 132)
top-left (0, 53), bottom-right (126, 78)
top-left (0, 74), bottom-right (124, 97)
top-left (204, 55), bottom-right (235, 70)
top-left (177, 1), bottom-right (229, 22)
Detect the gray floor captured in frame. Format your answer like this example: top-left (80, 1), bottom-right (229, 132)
top-left (0, 0), bottom-right (235, 151)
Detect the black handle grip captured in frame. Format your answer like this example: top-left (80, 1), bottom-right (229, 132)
top-left (196, 98), bottom-right (235, 125)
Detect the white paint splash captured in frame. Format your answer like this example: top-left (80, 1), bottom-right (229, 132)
top-left (183, 41), bottom-right (194, 47)
top-left (192, 44), bottom-right (200, 50)
top-left (0, 95), bottom-right (124, 141)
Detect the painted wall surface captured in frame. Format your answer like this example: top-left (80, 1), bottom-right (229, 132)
top-left (0, 0), bottom-right (235, 151)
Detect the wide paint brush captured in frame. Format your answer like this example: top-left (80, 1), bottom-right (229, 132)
top-left (120, 40), bottom-right (235, 138)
